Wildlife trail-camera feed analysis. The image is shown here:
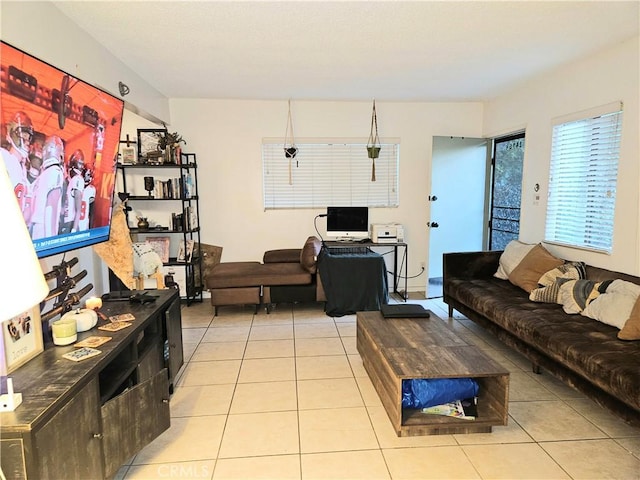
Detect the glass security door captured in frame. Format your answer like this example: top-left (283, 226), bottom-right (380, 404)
top-left (489, 133), bottom-right (525, 250)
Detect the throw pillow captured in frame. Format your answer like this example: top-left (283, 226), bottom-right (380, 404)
top-left (494, 240), bottom-right (535, 280)
top-left (619, 295), bottom-right (640, 341)
top-left (300, 236), bottom-right (321, 274)
top-left (529, 261), bottom-right (587, 303)
top-left (581, 292), bottom-right (638, 329)
top-left (537, 261), bottom-right (587, 287)
top-left (558, 278), bottom-right (611, 314)
top-left (508, 244), bottom-right (564, 293)
top-left (581, 280), bottom-right (640, 330)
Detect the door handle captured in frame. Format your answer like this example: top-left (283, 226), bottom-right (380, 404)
top-left (427, 222), bottom-right (439, 228)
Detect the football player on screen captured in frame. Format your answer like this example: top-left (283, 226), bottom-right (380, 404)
top-left (1, 111), bottom-right (33, 215)
top-left (77, 165), bottom-right (96, 231)
top-left (30, 135), bottom-right (65, 240)
top-left (59, 149), bottom-right (86, 234)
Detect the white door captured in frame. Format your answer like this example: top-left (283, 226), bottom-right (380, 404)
top-left (427, 137), bottom-right (488, 297)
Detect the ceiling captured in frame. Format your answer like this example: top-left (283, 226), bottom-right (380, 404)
top-left (52, 1), bottom-right (639, 102)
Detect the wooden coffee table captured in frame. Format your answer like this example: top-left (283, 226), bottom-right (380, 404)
top-left (357, 310), bottom-right (509, 436)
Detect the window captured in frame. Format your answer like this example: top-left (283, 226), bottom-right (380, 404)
top-left (545, 104), bottom-right (623, 253)
top-left (262, 141), bottom-right (399, 209)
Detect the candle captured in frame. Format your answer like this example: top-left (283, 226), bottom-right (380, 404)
top-left (85, 297), bottom-right (103, 310)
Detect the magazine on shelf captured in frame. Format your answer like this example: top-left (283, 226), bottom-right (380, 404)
top-left (421, 397), bottom-right (477, 420)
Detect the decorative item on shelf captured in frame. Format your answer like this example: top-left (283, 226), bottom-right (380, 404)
top-left (283, 99), bottom-right (298, 185)
top-left (366, 99), bottom-right (381, 181)
top-left (137, 128), bottom-right (167, 164)
top-left (155, 126), bottom-right (186, 165)
top-left (51, 316), bottom-right (77, 346)
top-left (145, 237), bottom-right (170, 263)
top-left (144, 176), bottom-right (155, 197)
top-left (0, 165), bottom-right (49, 411)
top-left (119, 134), bottom-right (137, 164)
top-left (137, 216), bottom-right (150, 230)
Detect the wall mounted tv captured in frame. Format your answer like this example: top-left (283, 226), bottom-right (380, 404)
top-left (1, 41), bottom-right (124, 258)
top-left (326, 206), bottom-right (369, 240)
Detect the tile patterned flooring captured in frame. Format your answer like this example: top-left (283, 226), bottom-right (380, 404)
top-left (116, 297), bottom-right (640, 479)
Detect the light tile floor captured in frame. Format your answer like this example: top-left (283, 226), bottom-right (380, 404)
top-left (117, 297), bottom-right (640, 480)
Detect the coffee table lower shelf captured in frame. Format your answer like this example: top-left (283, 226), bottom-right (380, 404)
top-left (357, 310), bottom-right (509, 437)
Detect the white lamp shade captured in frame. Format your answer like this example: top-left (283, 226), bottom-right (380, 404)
top-left (0, 165), bottom-right (49, 322)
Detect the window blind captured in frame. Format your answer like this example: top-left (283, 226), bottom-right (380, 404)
top-left (262, 142), bottom-right (399, 209)
top-left (545, 108), bottom-right (623, 253)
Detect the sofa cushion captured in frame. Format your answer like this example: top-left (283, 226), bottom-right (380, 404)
top-left (300, 236), bottom-right (322, 274)
top-left (494, 240), bottom-right (535, 280)
top-left (264, 248), bottom-right (301, 264)
top-left (260, 262), bottom-right (312, 286)
top-left (206, 262), bottom-right (264, 288)
top-left (619, 295), bottom-right (640, 341)
top-left (508, 244), bottom-right (564, 293)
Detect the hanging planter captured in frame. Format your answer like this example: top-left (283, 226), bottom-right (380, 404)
top-left (367, 99), bottom-right (381, 181)
top-left (283, 99), bottom-right (298, 184)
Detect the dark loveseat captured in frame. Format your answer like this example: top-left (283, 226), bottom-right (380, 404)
top-left (443, 250), bottom-right (640, 427)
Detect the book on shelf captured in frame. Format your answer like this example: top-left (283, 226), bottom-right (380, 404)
top-left (421, 397), bottom-right (477, 420)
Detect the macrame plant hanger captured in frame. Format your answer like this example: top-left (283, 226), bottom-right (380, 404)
top-left (284, 99), bottom-right (298, 185)
top-left (366, 99), bottom-right (380, 182)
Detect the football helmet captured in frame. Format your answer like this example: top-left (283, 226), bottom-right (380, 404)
top-left (27, 140), bottom-right (44, 180)
top-left (83, 166), bottom-right (94, 186)
top-left (67, 149), bottom-right (85, 177)
top-left (7, 111), bottom-right (33, 157)
top-left (42, 135), bottom-right (65, 169)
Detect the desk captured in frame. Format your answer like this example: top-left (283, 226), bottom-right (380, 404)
top-left (325, 241), bottom-right (408, 300)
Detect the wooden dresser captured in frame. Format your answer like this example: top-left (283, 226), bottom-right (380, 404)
top-left (0, 289), bottom-right (183, 479)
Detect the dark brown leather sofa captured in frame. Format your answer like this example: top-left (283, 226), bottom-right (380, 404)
top-left (443, 250), bottom-right (640, 427)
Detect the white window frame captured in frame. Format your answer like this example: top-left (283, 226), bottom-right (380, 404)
top-left (262, 139), bottom-right (399, 209)
top-left (545, 103), bottom-right (623, 253)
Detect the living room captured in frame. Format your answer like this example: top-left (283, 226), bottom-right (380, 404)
top-left (1, 2), bottom-right (639, 479)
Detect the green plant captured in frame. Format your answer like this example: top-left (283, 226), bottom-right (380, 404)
top-left (154, 126), bottom-right (186, 150)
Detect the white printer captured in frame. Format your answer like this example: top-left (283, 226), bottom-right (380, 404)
top-left (370, 223), bottom-right (404, 243)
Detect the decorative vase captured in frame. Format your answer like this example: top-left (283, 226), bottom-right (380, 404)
top-left (137, 217), bottom-right (149, 230)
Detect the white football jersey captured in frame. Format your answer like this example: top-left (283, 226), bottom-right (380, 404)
top-left (77, 184), bottom-right (96, 231)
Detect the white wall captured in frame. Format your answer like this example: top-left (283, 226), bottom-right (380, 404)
top-left (484, 36), bottom-right (640, 275)
top-left (1, 1), bottom-right (170, 123)
top-left (165, 100), bottom-right (483, 291)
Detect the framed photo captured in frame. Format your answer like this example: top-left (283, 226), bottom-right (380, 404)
top-left (120, 144), bottom-right (137, 165)
top-left (145, 236), bottom-right (170, 263)
top-left (1, 306), bottom-right (44, 373)
top-left (177, 239), bottom-right (195, 263)
top-left (137, 128), bottom-right (167, 163)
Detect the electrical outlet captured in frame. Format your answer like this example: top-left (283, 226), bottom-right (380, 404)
top-left (420, 261), bottom-right (426, 270)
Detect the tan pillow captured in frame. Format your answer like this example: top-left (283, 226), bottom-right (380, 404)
top-left (618, 294), bottom-right (640, 341)
top-left (508, 244), bottom-right (564, 293)
top-left (300, 236), bottom-right (321, 273)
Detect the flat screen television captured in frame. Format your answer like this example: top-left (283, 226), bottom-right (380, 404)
top-left (1, 41), bottom-right (124, 258)
top-left (326, 206), bottom-right (369, 241)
